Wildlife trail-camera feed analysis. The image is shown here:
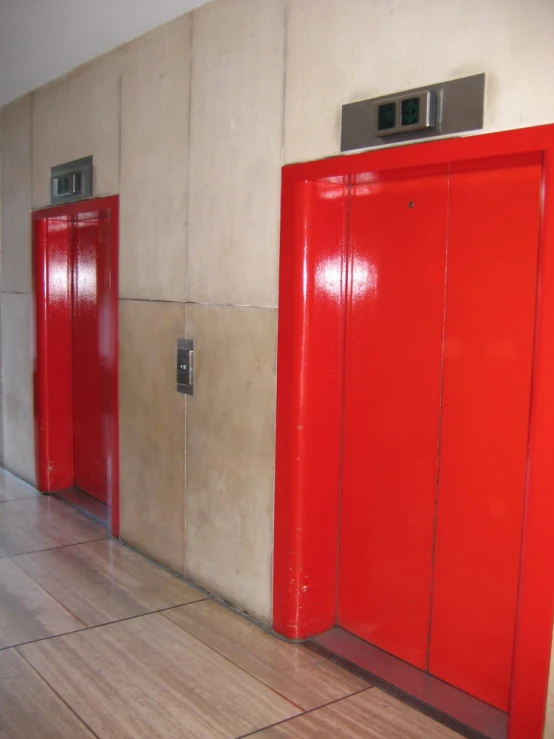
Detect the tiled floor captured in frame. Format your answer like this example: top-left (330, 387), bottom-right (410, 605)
top-left (0, 468), bottom-right (462, 738)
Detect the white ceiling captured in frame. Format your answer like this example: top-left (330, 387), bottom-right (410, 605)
top-left (0, 0), bottom-right (211, 106)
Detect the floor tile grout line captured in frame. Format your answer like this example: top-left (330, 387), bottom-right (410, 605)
top-left (109, 539), bottom-right (323, 649)
top-left (158, 608), bottom-right (306, 714)
top-left (8, 539), bottom-right (208, 614)
top-left (29, 507), bottom-right (108, 548)
top-left (9, 535), bottom-right (112, 557)
top-left (0, 496), bottom-right (109, 548)
top-left (16, 649), bottom-right (102, 739)
top-left (1, 558), bottom-right (89, 628)
top-left (9, 604), bottom-right (375, 739)
top-left (6, 532), bottom-right (212, 623)
top-left (0, 494), bottom-right (41, 503)
top-left (234, 686), bottom-right (375, 739)
top-left (0, 598), bottom-right (210, 652)
top-left (2, 535), bottom-right (111, 560)
top-left (1, 495), bottom-right (109, 546)
top-left (122, 551), bottom-right (308, 645)
top-left (121, 530), bottom-right (368, 650)
top-left (157, 600), bottom-right (209, 614)
top-left (4, 586), bottom-right (371, 721)
top-left (159, 604), bottom-right (371, 714)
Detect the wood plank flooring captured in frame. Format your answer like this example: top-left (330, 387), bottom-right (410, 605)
top-left (0, 558), bottom-right (84, 648)
top-left (165, 599), bottom-right (367, 710)
top-left (0, 468), bottom-right (462, 738)
top-left (0, 470), bottom-right (39, 503)
top-left (13, 538), bottom-right (203, 626)
top-left (250, 690), bottom-right (462, 738)
top-left (0, 649), bottom-right (95, 738)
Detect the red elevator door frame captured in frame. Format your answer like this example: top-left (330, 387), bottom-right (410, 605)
top-left (33, 196), bottom-right (119, 534)
top-left (338, 155), bottom-right (542, 711)
top-left (273, 125), bottom-right (554, 739)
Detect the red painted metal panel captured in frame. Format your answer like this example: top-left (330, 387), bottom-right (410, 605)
top-left (280, 125), bottom-right (553, 184)
top-left (508, 151), bottom-right (554, 739)
top-left (429, 155), bottom-right (542, 710)
top-left (33, 196), bottom-right (119, 535)
top-left (72, 212), bottom-right (108, 502)
top-left (274, 126), bottom-right (554, 738)
top-left (273, 174), bottom-right (349, 638)
top-left (338, 167), bottom-right (448, 668)
top-left (34, 216), bottom-right (74, 491)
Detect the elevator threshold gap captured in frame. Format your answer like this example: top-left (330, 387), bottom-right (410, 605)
top-left (54, 488), bottom-right (110, 528)
top-left (308, 628), bottom-right (507, 739)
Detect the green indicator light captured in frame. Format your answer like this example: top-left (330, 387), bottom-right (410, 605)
top-left (401, 97), bottom-right (420, 126)
top-left (377, 102), bottom-right (396, 131)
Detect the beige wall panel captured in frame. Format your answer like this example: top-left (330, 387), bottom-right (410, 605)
top-left (185, 303), bottom-right (277, 621)
top-left (120, 16), bottom-right (190, 302)
top-left (32, 50), bottom-right (120, 208)
top-left (0, 95), bottom-right (32, 294)
top-left (119, 299), bottom-right (186, 574)
top-left (285, 0), bottom-right (554, 164)
top-left (187, 0), bottom-right (285, 308)
top-left (0, 140), bottom-right (2, 463)
top-left (1, 293), bottom-right (35, 484)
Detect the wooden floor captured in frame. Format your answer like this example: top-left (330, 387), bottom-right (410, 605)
top-left (0, 469), bottom-right (462, 738)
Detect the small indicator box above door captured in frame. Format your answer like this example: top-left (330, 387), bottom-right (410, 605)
top-left (341, 74), bottom-right (485, 152)
top-left (374, 91), bottom-right (435, 137)
top-left (51, 156), bottom-right (93, 204)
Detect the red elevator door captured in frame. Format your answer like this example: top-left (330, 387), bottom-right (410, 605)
top-left (428, 156), bottom-right (541, 709)
top-left (338, 167), bottom-right (449, 669)
top-left (72, 212), bottom-right (109, 503)
top-left (338, 155), bottom-right (541, 709)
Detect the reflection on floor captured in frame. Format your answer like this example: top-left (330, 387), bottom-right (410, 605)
top-left (0, 468), bottom-right (462, 738)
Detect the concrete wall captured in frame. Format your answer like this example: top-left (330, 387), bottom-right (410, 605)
top-left (284, 0), bottom-right (554, 164)
top-left (0, 129), bottom-right (2, 465)
top-left (0, 95), bottom-right (33, 483)
top-left (184, 0), bottom-right (284, 620)
top-left (118, 15), bottom-right (190, 576)
top-left (1, 0), bottom-right (554, 713)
